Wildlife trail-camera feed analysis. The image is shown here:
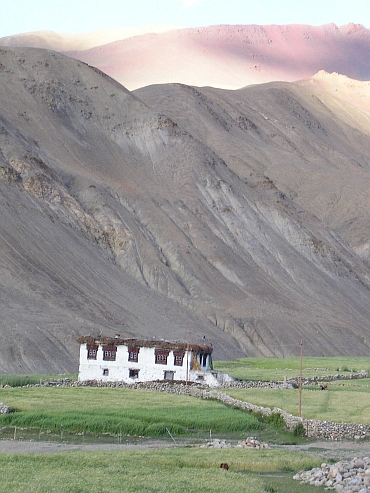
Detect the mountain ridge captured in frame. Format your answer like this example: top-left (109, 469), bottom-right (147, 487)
top-left (1, 23), bottom-right (369, 90)
top-left (1, 46), bottom-right (370, 373)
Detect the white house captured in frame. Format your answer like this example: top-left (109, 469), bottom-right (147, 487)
top-left (77, 336), bottom-right (232, 387)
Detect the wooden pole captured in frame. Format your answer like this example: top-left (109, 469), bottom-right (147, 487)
top-left (298, 339), bottom-right (303, 417)
top-left (186, 330), bottom-right (190, 386)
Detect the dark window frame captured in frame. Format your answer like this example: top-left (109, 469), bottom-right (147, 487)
top-left (87, 344), bottom-right (98, 360)
top-left (129, 368), bottom-right (139, 379)
top-left (103, 345), bottom-right (117, 361)
top-left (173, 351), bottom-right (185, 366)
top-left (200, 353), bottom-right (209, 367)
top-left (155, 349), bottom-right (169, 365)
top-left (128, 347), bottom-right (139, 363)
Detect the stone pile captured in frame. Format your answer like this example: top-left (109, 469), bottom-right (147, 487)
top-left (201, 437), bottom-right (269, 449)
top-left (294, 457), bottom-right (370, 492)
top-left (202, 438), bottom-right (231, 449)
top-left (236, 437), bottom-right (269, 449)
top-left (0, 402), bottom-right (12, 414)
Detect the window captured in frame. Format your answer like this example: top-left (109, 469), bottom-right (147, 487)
top-left (164, 371), bottom-right (175, 380)
top-left (87, 344), bottom-right (98, 360)
top-left (128, 347), bottom-right (139, 362)
top-left (129, 369), bottom-right (139, 379)
top-left (155, 349), bottom-right (169, 365)
top-left (173, 351), bottom-right (185, 366)
top-left (103, 345), bottom-right (117, 361)
top-left (102, 368), bottom-right (109, 376)
top-left (200, 353), bottom-right (208, 367)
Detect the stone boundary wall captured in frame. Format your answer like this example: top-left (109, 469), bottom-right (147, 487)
top-left (74, 379), bottom-right (370, 441)
top-left (223, 371), bottom-right (369, 389)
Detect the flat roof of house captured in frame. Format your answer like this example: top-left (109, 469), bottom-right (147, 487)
top-left (77, 336), bottom-right (213, 353)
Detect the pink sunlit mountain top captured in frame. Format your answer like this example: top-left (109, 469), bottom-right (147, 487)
top-left (1, 23), bottom-right (369, 90)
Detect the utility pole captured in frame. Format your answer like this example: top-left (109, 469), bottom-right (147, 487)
top-left (186, 330), bottom-right (190, 386)
top-left (298, 338), bottom-right (303, 417)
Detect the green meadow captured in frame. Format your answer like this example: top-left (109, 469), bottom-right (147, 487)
top-left (0, 386), bottom-right (263, 437)
top-left (0, 374), bottom-right (77, 387)
top-left (1, 357), bottom-right (369, 492)
top-left (0, 447), bottom-right (323, 493)
top-left (215, 356), bottom-right (370, 424)
top-left (0, 385), bottom-right (321, 493)
top-left (214, 356), bottom-right (370, 381)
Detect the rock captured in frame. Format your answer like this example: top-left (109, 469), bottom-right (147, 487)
top-left (336, 472), bottom-right (343, 482)
top-left (332, 467), bottom-right (339, 478)
top-left (202, 436), bottom-right (268, 449)
top-left (294, 457), bottom-right (370, 493)
top-left (0, 402), bottom-right (13, 414)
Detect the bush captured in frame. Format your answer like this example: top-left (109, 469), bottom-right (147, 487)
top-left (252, 411), bottom-right (286, 430)
top-left (292, 422), bottom-right (306, 437)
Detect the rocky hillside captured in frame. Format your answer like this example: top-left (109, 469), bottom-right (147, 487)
top-left (1, 46), bottom-right (370, 373)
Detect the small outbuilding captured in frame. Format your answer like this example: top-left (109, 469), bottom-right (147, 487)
top-left (77, 336), bottom-right (231, 387)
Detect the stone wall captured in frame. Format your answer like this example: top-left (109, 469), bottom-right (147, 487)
top-left (74, 379), bottom-right (370, 440)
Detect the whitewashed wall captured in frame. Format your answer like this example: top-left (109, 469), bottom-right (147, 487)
top-left (78, 343), bottom-right (214, 384)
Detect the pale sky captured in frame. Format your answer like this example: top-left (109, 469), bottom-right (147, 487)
top-left (1, 0), bottom-right (369, 38)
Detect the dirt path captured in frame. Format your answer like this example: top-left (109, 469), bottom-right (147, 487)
top-left (2, 437), bottom-right (370, 458)
top-left (272, 440), bottom-right (370, 461)
top-left (0, 438), bottom-right (177, 454)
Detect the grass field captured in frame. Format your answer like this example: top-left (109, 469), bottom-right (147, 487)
top-left (214, 356), bottom-right (370, 381)
top-left (226, 384), bottom-right (370, 424)
top-left (2, 358), bottom-right (367, 492)
top-left (213, 356), bottom-right (370, 424)
top-left (0, 447), bottom-right (323, 493)
top-left (0, 374), bottom-right (77, 387)
top-left (0, 386), bottom-right (264, 437)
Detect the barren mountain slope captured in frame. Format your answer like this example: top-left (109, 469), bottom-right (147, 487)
top-left (0, 47), bottom-right (243, 372)
top-left (1, 47), bottom-right (370, 373)
top-left (135, 76), bottom-right (370, 263)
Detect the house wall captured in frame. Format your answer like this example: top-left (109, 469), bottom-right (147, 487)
top-left (78, 343), bottom-right (212, 384)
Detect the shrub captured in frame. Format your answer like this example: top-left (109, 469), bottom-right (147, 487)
top-left (292, 422), bottom-right (306, 437)
top-left (252, 411), bottom-right (286, 430)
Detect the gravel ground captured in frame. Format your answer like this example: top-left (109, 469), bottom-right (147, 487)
top-left (2, 437), bottom-right (370, 459)
top-left (273, 440), bottom-right (370, 462)
top-left (0, 438), bottom-right (178, 454)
